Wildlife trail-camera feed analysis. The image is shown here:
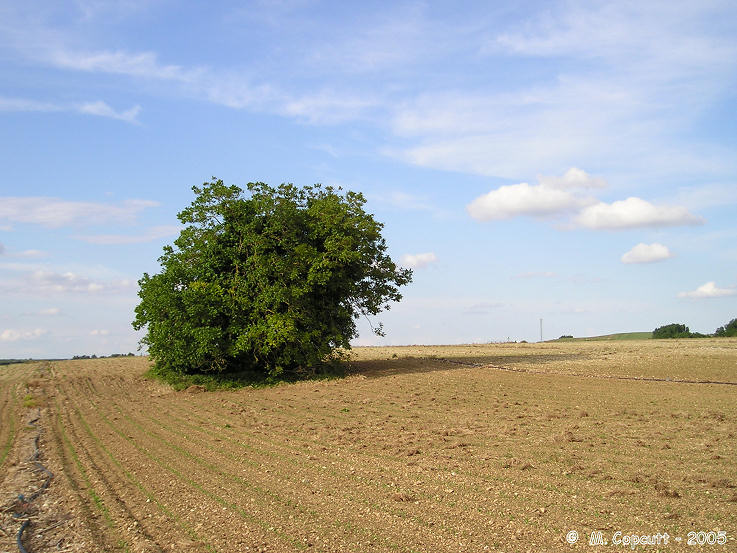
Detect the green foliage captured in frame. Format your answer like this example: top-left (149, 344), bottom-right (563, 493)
top-left (715, 318), bottom-right (737, 337)
top-left (558, 335), bottom-right (573, 339)
top-left (133, 179), bottom-right (412, 379)
top-left (652, 323), bottom-right (702, 339)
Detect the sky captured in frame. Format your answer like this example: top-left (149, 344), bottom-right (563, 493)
top-left (1, 0), bottom-right (736, 358)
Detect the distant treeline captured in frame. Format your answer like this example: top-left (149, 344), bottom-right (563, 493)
top-left (72, 353), bottom-right (137, 360)
top-left (653, 318), bottom-right (737, 339)
top-left (0, 359), bottom-right (31, 366)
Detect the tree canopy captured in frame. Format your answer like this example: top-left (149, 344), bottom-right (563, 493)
top-left (715, 318), bottom-right (737, 337)
top-left (652, 323), bottom-right (692, 339)
top-left (133, 179), bottom-right (412, 378)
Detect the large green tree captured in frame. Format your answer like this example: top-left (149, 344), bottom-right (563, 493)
top-left (133, 179), bottom-right (412, 378)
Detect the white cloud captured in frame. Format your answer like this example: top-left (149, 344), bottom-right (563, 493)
top-left (388, 2), bottom-right (737, 180)
top-left (401, 252), bottom-right (437, 269)
top-left (0, 96), bottom-right (142, 123)
top-left (513, 271), bottom-right (557, 279)
top-left (32, 270), bottom-right (106, 293)
top-left (48, 48), bottom-right (201, 82)
top-left (39, 307), bottom-right (60, 316)
top-left (0, 328), bottom-right (47, 342)
top-left (0, 197), bottom-right (158, 228)
top-left (671, 183), bottom-right (737, 210)
top-left (75, 225), bottom-right (180, 245)
top-left (17, 250), bottom-right (46, 258)
top-left (678, 281), bottom-right (737, 299)
top-left (280, 91), bottom-right (378, 124)
top-left (0, 263), bottom-right (136, 298)
top-left (90, 329), bottom-right (110, 336)
top-left (467, 181), bottom-right (592, 221)
top-left (464, 301), bottom-right (503, 315)
top-left (538, 167), bottom-right (607, 190)
top-left (575, 197), bottom-right (704, 229)
top-left (78, 101), bottom-right (142, 123)
top-left (371, 191), bottom-right (449, 219)
top-left (621, 243), bottom-right (674, 264)
top-left (0, 96), bottom-right (61, 112)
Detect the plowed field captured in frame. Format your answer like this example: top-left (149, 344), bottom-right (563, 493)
top-left (2, 339), bottom-right (736, 552)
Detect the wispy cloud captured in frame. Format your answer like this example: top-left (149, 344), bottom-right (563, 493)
top-left (17, 250), bottom-right (47, 258)
top-left (621, 243), bottom-right (673, 264)
top-left (371, 191), bottom-right (450, 219)
top-left (0, 197), bottom-right (158, 228)
top-left (389, 3), bottom-right (737, 180)
top-left (512, 271), bottom-right (557, 279)
top-left (75, 225), bottom-right (180, 245)
top-left (678, 281), bottom-right (736, 299)
top-left (47, 48), bottom-right (201, 81)
top-left (0, 96), bottom-right (142, 123)
top-left (464, 301), bottom-right (503, 315)
top-left (78, 100), bottom-right (141, 123)
top-left (0, 96), bottom-right (61, 113)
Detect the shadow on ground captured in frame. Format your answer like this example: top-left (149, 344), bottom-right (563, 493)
top-left (348, 352), bottom-right (589, 379)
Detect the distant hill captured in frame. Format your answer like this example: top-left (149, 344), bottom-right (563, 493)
top-left (555, 332), bottom-right (653, 342)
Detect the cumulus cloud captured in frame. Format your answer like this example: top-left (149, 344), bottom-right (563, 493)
top-left (401, 252), bottom-right (437, 269)
top-left (0, 328), bottom-right (47, 342)
top-left (467, 181), bottom-right (592, 221)
top-left (468, 169), bottom-right (704, 230)
top-left (621, 243), bottom-right (673, 264)
top-left (677, 282), bottom-right (736, 299)
top-left (467, 167), bottom-right (606, 222)
top-left (575, 197), bottom-right (704, 229)
top-left (0, 263), bottom-right (136, 297)
top-left (0, 197), bottom-right (158, 228)
top-left (29, 270), bottom-right (129, 294)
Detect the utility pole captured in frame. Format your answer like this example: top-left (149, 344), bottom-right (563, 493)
top-left (540, 318), bottom-right (543, 342)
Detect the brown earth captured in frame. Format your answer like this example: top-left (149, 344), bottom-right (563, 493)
top-left (1, 338), bottom-right (736, 552)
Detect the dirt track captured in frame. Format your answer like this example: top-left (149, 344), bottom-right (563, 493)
top-left (1, 340), bottom-right (736, 552)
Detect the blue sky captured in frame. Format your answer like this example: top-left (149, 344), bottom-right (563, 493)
top-left (1, 0), bottom-right (736, 358)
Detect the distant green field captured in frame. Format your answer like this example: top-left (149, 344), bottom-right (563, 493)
top-left (556, 331), bottom-right (653, 341)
